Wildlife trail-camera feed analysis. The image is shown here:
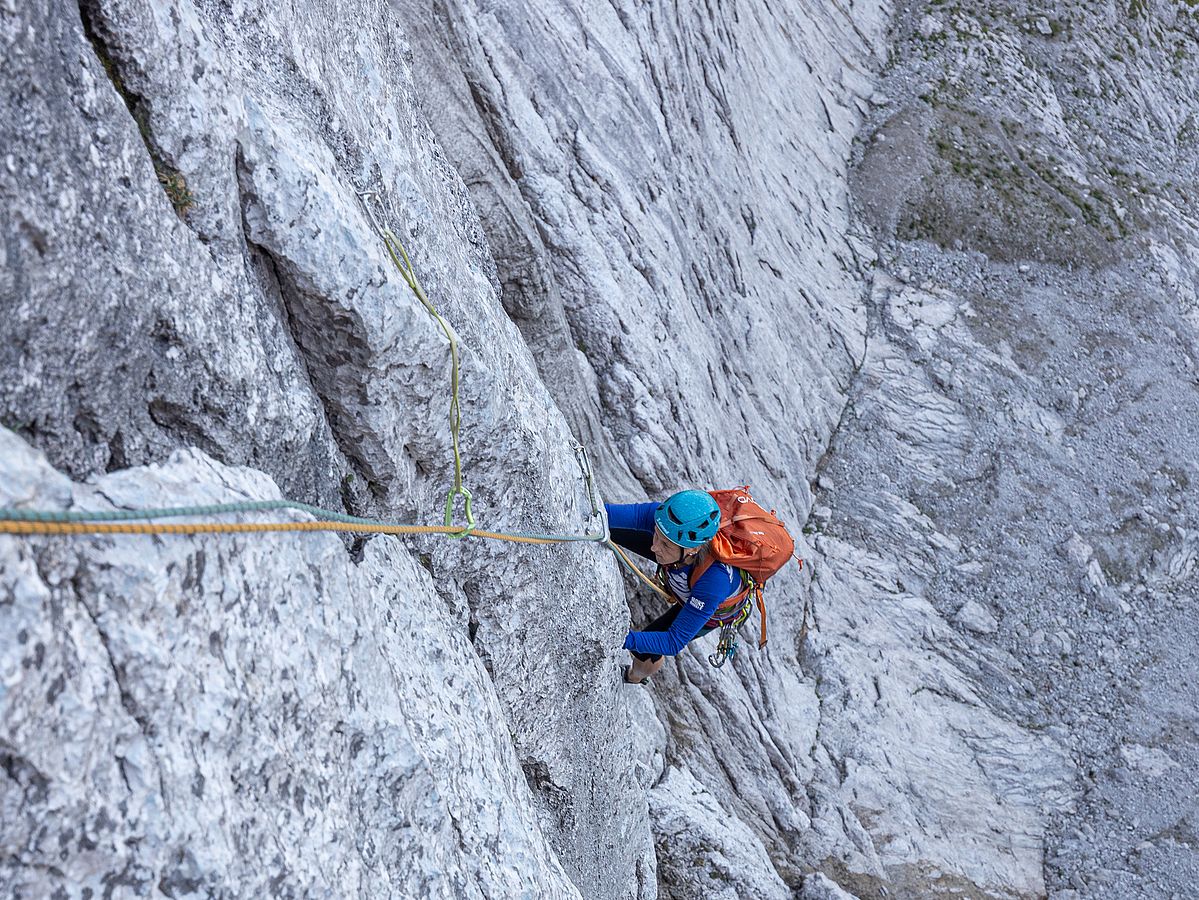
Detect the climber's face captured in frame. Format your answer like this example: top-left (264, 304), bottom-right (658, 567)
top-left (651, 526), bottom-right (687, 566)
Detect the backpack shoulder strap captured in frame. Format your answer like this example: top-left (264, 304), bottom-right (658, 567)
top-left (688, 550), bottom-right (717, 587)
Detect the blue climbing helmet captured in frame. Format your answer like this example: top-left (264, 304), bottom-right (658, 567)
top-left (655, 490), bottom-right (722, 548)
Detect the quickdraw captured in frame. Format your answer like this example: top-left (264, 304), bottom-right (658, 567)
top-left (708, 598), bottom-right (751, 667)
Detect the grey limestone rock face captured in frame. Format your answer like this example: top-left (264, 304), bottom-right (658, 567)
top-left (394, 0), bottom-right (888, 503)
top-left (7, 0), bottom-right (1194, 896)
top-left (0, 430), bottom-right (583, 897)
top-left (648, 766), bottom-right (791, 900)
top-left (3, 0), bottom-right (647, 895)
top-left (955, 599), bottom-right (999, 635)
top-left (395, 0), bottom-right (1085, 896)
top-left (800, 872), bottom-right (862, 900)
top-left (844, 1), bottom-right (1199, 895)
top-left (3, 0), bottom-right (337, 504)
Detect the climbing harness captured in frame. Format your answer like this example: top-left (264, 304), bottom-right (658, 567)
top-left (648, 557), bottom-right (758, 668)
top-left (709, 597), bottom-right (753, 668)
top-left (706, 576), bottom-right (758, 668)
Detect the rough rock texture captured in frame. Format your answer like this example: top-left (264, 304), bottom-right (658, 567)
top-left (801, 872), bottom-right (863, 900)
top-left (805, 525), bottom-right (1069, 898)
top-left (395, 0), bottom-right (884, 500)
top-left (648, 766), bottom-right (791, 900)
top-left (0, 432), bottom-right (580, 897)
top-left (3, 0), bottom-right (646, 895)
top-left (845, 1), bottom-right (1199, 896)
top-left (398, 0), bottom-right (1080, 896)
top-left (4, 0), bottom-right (1195, 896)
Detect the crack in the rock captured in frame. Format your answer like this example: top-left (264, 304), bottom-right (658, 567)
top-left (76, 0), bottom-right (196, 224)
top-left (233, 158), bottom-right (382, 534)
top-left (464, 37), bottom-right (523, 186)
top-left (0, 738), bottom-right (53, 808)
top-left (911, 682), bottom-right (978, 708)
top-left (68, 564), bottom-right (168, 810)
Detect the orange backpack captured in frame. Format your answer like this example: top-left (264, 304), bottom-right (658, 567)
top-left (688, 486), bottom-right (802, 648)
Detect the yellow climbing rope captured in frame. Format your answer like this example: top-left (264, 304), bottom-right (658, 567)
top-left (605, 539), bottom-right (671, 598)
top-left (0, 515), bottom-right (672, 601)
top-left (0, 518), bottom-right (565, 543)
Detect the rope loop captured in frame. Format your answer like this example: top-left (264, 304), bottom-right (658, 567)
top-left (444, 485), bottom-right (475, 538)
top-left (357, 192), bottom-right (473, 532)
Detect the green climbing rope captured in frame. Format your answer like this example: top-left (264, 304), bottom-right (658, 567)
top-left (378, 227), bottom-right (473, 535)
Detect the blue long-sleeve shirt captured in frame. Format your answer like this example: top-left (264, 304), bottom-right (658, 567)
top-left (607, 502), bottom-right (741, 656)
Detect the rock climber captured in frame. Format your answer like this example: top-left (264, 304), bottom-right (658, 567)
top-left (606, 490), bottom-right (744, 684)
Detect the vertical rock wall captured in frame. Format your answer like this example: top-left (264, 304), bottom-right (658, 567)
top-left (391, 0), bottom-right (1078, 897)
top-left (3, 0), bottom-right (646, 894)
top-left (6, 0), bottom-right (1177, 897)
top-left (397, 0), bottom-right (888, 504)
top-left (0, 434), bottom-right (583, 897)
